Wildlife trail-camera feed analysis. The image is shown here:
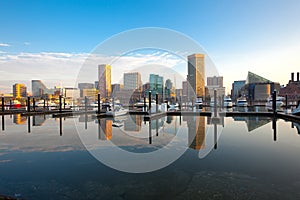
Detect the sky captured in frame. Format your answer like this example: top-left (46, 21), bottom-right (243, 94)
top-left (1, 0), bottom-right (300, 94)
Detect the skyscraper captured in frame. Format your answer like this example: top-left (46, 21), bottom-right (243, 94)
top-left (13, 83), bottom-right (27, 98)
top-left (187, 54), bottom-right (205, 98)
top-left (98, 64), bottom-right (111, 98)
top-left (149, 74), bottom-right (164, 98)
top-left (124, 72), bottom-right (142, 91)
top-left (32, 80), bottom-right (49, 97)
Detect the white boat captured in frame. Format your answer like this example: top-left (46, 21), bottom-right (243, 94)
top-left (266, 96), bottom-right (284, 109)
top-left (236, 98), bottom-right (248, 107)
top-left (106, 106), bottom-right (129, 117)
top-left (292, 101), bottom-right (300, 116)
top-left (224, 97), bottom-right (233, 108)
top-left (194, 97), bottom-right (203, 109)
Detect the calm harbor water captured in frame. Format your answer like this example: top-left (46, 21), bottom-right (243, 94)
top-left (1, 113), bottom-right (300, 199)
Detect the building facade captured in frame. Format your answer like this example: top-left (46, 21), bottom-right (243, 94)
top-left (187, 54), bottom-right (205, 99)
top-left (98, 64), bottom-right (112, 98)
top-left (78, 83), bottom-right (94, 97)
top-left (13, 83), bottom-right (27, 98)
top-left (149, 74), bottom-right (164, 98)
top-left (231, 80), bottom-right (246, 100)
top-left (124, 72), bottom-right (142, 91)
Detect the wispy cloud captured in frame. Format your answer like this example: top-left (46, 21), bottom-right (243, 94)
top-left (0, 50), bottom-right (188, 93)
top-left (24, 42), bottom-right (31, 45)
top-left (0, 43), bottom-right (10, 47)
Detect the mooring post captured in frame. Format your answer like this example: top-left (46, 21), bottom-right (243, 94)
top-left (59, 95), bottom-right (62, 113)
top-left (63, 97), bottom-right (66, 109)
top-left (179, 96), bottom-right (182, 111)
top-left (27, 96), bottom-right (30, 112)
top-left (143, 97), bottom-right (146, 112)
top-left (9, 99), bottom-right (12, 110)
top-left (32, 98), bottom-right (36, 111)
top-left (1, 97), bottom-right (4, 112)
top-left (156, 93), bottom-right (158, 113)
top-left (98, 93), bottom-right (101, 114)
top-left (214, 90), bottom-right (217, 117)
top-left (84, 96), bottom-right (88, 112)
top-left (285, 94), bottom-right (288, 112)
top-left (43, 99), bottom-right (46, 109)
top-left (272, 90), bottom-right (277, 115)
top-left (149, 91), bottom-right (151, 114)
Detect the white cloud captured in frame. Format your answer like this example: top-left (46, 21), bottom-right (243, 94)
top-left (0, 50), bottom-right (188, 93)
top-left (0, 43), bottom-right (10, 47)
top-left (24, 42), bottom-right (31, 45)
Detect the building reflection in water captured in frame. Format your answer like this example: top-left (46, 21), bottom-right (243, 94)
top-left (232, 116), bottom-right (271, 132)
top-left (124, 115), bottom-right (142, 132)
top-left (98, 118), bottom-right (112, 140)
top-left (187, 116), bottom-right (206, 150)
top-left (13, 114), bottom-right (27, 125)
top-left (292, 122), bottom-right (300, 134)
top-left (32, 115), bottom-right (46, 126)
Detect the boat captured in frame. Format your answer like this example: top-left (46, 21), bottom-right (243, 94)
top-left (224, 96), bottom-right (233, 108)
top-left (106, 105), bottom-right (129, 117)
top-left (236, 98), bottom-right (248, 107)
top-left (266, 96), bottom-right (284, 110)
top-left (194, 97), bottom-right (203, 109)
top-left (292, 101), bottom-right (300, 116)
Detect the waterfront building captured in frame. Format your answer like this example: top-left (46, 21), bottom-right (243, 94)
top-left (63, 88), bottom-right (80, 100)
top-left (32, 80), bottom-right (54, 97)
top-left (205, 76), bottom-right (225, 100)
top-left (279, 72), bottom-right (300, 103)
top-left (78, 83), bottom-right (94, 97)
top-left (182, 81), bottom-right (188, 102)
top-left (231, 80), bottom-right (246, 100)
top-left (149, 74), bottom-right (164, 98)
top-left (241, 71), bottom-right (280, 103)
top-left (164, 79), bottom-right (173, 100)
top-left (187, 53), bottom-right (205, 99)
top-left (111, 84), bottom-right (122, 97)
top-left (82, 88), bottom-right (98, 100)
top-left (13, 83), bottom-right (27, 98)
top-left (124, 72), bottom-right (142, 91)
top-left (142, 82), bottom-right (150, 98)
top-left (98, 64), bottom-right (112, 98)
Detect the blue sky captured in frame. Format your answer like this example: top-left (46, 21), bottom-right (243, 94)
top-left (1, 0), bottom-right (300, 93)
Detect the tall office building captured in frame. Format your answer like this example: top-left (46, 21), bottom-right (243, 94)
top-left (206, 76), bottom-right (225, 99)
top-left (13, 83), bottom-right (27, 98)
top-left (32, 80), bottom-right (50, 97)
top-left (124, 72), bottom-right (142, 91)
top-left (187, 54), bottom-right (205, 98)
top-left (98, 64), bottom-right (112, 98)
top-left (149, 74), bottom-right (164, 97)
top-left (231, 80), bottom-right (246, 100)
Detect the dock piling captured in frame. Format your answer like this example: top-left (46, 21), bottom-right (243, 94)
top-left (98, 94), bottom-right (101, 114)
top-left (27, 96), bottom-right (30, 112)
top-left (149, 91), bottom-right (151, 114)
top-left (59, 95), bottom-right (62, 113)
top-left (1, 97), bottom-right (4, 112)
top-left (156, 94), bottom-right (158, 113)
top-left (272, 90), bottom-right (277, 115)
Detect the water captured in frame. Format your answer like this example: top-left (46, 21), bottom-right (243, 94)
top-left (1, 114), bottom-right (300, 199)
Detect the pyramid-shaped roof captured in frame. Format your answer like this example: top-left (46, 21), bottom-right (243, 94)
top-left (246, 71), bottom-right (272, 84)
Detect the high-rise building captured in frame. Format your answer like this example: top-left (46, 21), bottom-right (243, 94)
top-left (187, 54), bottom-right (205, 98)
top-left (78, 83), bottom-right (94, 97)
top-left (149, 74), bottom-right (163, 97)
top-left (231, 80), bottom-right (246, 100)
top-left (13, 83), bottom-right (27, 98)
top-left (111, 84), bottom-right (122, 97)
top-left (98, 64), bottom-right (111, 98)
top-left (32, 80), bottom-right (51, 97)
top-left (207, 76), bottom-right (223, 87)
top-left (124, 72), bottom-right (142, 91)
top-left (165, 79), bottom-right (173, 99)
top-left (205, 76), bottom-right (225, 99)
